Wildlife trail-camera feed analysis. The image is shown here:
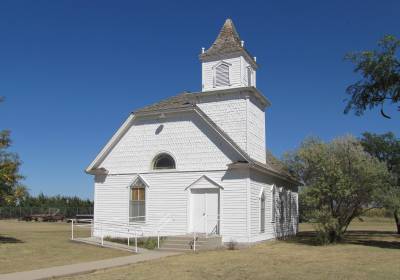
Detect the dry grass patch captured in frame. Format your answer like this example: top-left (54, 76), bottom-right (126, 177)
top-left (0, 220), bottom-right (129, 273)
top-left (61, 218), bottom-right (400, 280)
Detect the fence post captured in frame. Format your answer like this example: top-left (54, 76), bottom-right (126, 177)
top-left (157, 231), bottom-right (160, 249)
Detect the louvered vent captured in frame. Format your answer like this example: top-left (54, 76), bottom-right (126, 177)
top-left (215, 64), bottom-right (230, 87)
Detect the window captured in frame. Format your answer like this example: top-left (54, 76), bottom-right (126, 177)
top-left (271, 186), bottom-right (276, 223)
top-left (130, 181), bottom-right (145, 222)
top-left (215, 63), bottom-right (230, 87)
top-left (247, 67), bottom-right (252, 86)
top-left (260, 192), bottom-right (265, 233)
top-left (280, 191), bottom-right (285, 223)
top-left (152, 153), bottom-right (176, 170)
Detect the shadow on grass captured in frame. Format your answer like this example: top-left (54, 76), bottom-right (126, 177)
top-left (0, 235), bottom-right (23, 244)
top-left (285, 230), bottom-right (400, 249)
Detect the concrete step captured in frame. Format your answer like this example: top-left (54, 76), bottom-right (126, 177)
top-left (159, 235), bottom-right (222, 251)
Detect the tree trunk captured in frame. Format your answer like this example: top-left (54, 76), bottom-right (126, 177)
top-left (394, 209), bottom-right (400, 234)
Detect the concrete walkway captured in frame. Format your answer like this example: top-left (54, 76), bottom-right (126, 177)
top-left (0, 250), bottom-right (180, 280)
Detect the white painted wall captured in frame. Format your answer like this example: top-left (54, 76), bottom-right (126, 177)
top-left (249, 170), bottom-right (298, 242)
top-left (197, 93), bottom-right (248, 153)
top-left (202, 57), bottom-right (241, 91)
top-left (202, 56), bottom-right (256, 91)
top-left (241, 57), bottom-right (256, 88)
top-left (93, 169), bottom-right (250, 242)
top-left (98, 111), bottom-right (242, 174)
top-left (247, 97), bottom-right (266, 163)
top-left (196, 92), bottom-right (266, 163)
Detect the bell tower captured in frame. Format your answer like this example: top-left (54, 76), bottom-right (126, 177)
top-left (200, 19), bottom-right (258, 92)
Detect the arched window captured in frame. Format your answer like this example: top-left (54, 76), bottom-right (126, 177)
top-left (271, 185), bottom-right (276, 223)
top-left (152, 153), bottom-right (176, 170)
top-left (247, 66), bottom-right (252, 87)
top-left (260, 191), bottom-right (265, 233)
top-left (130, 179), bottom-right (146, 222)
top-left (215, 63), bottom-right (230, 87)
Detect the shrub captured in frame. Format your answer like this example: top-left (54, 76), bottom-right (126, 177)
top-left (226, 239), bottom-right (238, 250)
top-left (104, 236), bottom-right (160, 250)
top-left (285, 136), bottom-right (393, 244)
top-left (363, 208), bottom-right (392, 218)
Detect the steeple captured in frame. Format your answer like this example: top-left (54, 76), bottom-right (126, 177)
top-left (200, 19), bottom-right (257, 67)
top-left (200, 19), bottom-right (257, 91)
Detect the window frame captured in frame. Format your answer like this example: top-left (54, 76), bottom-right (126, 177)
top-left (129, 180), bottom-right (146, 223)
top-left (260, 191), bottom-right (266, 233)
top-left (279, 190), bottom-right (285, 223)
top-left (247, 66), bottom-right (252, 87)
top-left (152, 153), bottom-right (176, 170)
top-left (271, 185), bottom-right (276, 223)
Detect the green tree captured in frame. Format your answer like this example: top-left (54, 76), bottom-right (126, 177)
top-left (285, 136), bottom-right (393, 244)
top-left (0, 98), bottom-right (25, 206)
top-left (344, 35), bottom-right (400, 118)
top-left (360, 132), bottom-right (400, 233)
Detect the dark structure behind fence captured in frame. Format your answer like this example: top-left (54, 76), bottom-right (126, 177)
top-left (0, 207), bottom-right (93, 220)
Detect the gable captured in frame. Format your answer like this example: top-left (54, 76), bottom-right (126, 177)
top-left (92, 111), bottom-right (245, 174)
top-left (185, 175), bottom-right (224, 190)
top-left (128, 175), bottom-right (150, 189)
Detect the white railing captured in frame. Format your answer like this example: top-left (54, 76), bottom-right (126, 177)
top-left (71, 213), bottom-right (223, 252)
top-left (71, 219), bottom-right (141, 253)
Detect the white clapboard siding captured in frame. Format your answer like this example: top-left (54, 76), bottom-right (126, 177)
top-left (93, 169), bottom-right (249, 242)
top-left (197, 92), bottom-right (248, 153)
top-left (202, 57), bottom-right (242, 91)
top-left (249, 170), bottom-right (274, 242)
top-left (249, 170), bottom-right (299, 242)
top-left (247, 97), bottom-right (266, 163)
top-left (99, 111), bottom-right (242, 174)
top-left (240, 56), bottom-right (256, 88)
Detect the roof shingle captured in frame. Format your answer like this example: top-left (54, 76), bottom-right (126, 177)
top-left (200, 19), bottom-right (256, 66)
top-left (134, 93), bottom-right (193, 114)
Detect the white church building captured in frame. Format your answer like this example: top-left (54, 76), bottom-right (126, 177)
top-left (86, 19), bottom-right (300, 244)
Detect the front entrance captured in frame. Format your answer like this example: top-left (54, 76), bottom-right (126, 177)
top-left (190, 188), bottom-right (219, 234)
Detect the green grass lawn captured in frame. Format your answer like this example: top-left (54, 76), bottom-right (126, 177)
top-left (0, 220), bottom-right (129, 274)
top-left (60, 218), bottom-right (400, 280)
top-left (1, 218), bottom-right (399, 279)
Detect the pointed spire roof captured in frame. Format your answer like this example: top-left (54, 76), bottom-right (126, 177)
top-left (200, 19), bottom-right (257, 66)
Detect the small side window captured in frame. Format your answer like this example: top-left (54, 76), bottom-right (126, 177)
top-left (272, 186), bottom-right (276, 223)
top-left (247, 67), bottom-right (252, 86)
top-left (260, 191), bottom-right (265, 233)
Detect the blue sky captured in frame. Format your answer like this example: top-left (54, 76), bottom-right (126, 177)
top-left (1, 0), bottom-right (399, 199)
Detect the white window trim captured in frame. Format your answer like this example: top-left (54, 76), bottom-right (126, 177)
top-left (260, 189), bottom-right (266, 233)
top-left (271, 185), bottom-right (276, 223)
top-left (150, 151), bottom-right (177, 171)
top-left (247, 66), bottom-right (253, 87)
top-left (127, 175), bottom-right (149, 224)
top-left (212, 61), bottom-right (232, 88)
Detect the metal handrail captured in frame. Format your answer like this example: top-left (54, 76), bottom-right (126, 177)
top-left (71, 219), bottom-right (140, 252)
top-left (71, 213), bottom-right (224, 253)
